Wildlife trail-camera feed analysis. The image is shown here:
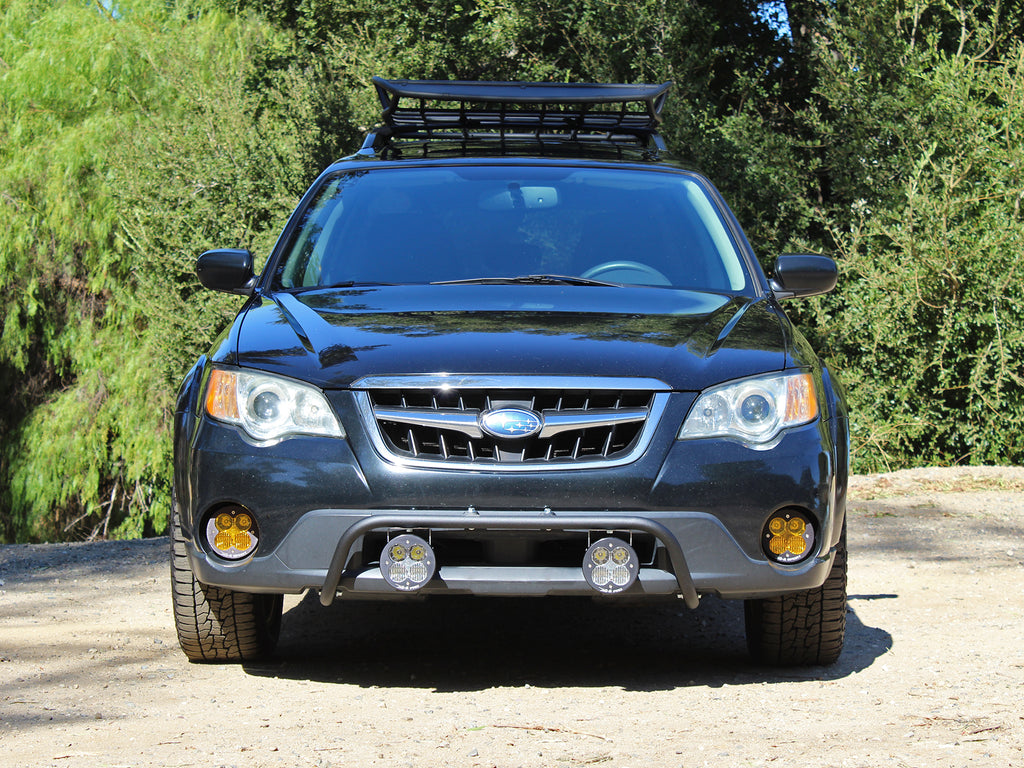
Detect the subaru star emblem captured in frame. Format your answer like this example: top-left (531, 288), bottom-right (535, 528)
top-left (479, 408), bottom-right (543, 440)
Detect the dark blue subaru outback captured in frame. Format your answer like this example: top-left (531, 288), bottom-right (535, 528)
top-left (173, 78), bottom-right (849, 666)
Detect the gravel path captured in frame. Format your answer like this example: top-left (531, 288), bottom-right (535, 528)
top-left (2, 467), bottom-right (1023, 767)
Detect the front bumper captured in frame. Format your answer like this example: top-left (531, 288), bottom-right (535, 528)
top-left (185, 506), bottom-right (838, 605)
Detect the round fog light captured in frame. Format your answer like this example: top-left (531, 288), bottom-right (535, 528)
top-left (206, 507), bottom-right (259, 560)
top-left (583, 537), bottom-right (639, 594)
top-left (762, 510), bottom-right (815, 564)
top-left (380, 534), bottom-right (436, 592)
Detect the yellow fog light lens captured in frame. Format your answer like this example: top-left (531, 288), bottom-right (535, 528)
top-left (205, 508), bottom-right (259, 560)
top-left (763, 511), bottom-right (815, 564)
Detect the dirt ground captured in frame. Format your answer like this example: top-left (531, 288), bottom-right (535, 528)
top-left (2, 466), bottom-right (1023, 768)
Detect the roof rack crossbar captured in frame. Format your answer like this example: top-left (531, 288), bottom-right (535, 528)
top-left (368, 133), bottom-right (652, 161)
top-left (382, 109), bottom-right (660, 127)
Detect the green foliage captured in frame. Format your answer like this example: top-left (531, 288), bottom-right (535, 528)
top-left (813, 40), bottom-right (1024, 470)
top-left (0, 0), bottom-right (346, 542)
top-left (0, 0), bottom-right (167, 541)
top-left (2, 0), bottom-right (1023, 542)
top-left (731, 0), bottom-right (1024, 470)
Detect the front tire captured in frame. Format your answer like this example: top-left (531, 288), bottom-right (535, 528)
top-left (170, 505), bottom-right (282, 663)
top-left (744, 526), bottom-right (847, 666)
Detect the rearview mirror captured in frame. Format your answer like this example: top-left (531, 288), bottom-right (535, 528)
top-left (770, 254), bottom-right (837, 299)
top-left (196, 249), bottom-right (257, 296)
top-left (480, 185), bottom-right (559, 210)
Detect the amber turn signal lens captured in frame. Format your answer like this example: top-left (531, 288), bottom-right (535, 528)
top-left (784, 373), bottom-right (818, 424)
top-left (205, 369), bottom-right (239, 421)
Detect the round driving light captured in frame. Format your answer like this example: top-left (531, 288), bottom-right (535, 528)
top-left (762, 510), bottom-right (815, 564)
top-left (583, 537), bottom-right (639, 594)
top-left (205, 507), bottom-right (259, 560)
top-left (380, 534), bottom-right (435, 592)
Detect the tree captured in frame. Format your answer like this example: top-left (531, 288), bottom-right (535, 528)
top-left (805, 1), bottom-right (1024, 468)
top-left (0, 0), bottom-right (347, 541)
top-left (711, 0), bottom-right (1024, 469)
top-left (1, 0), bottom-right (165, 540)
top-left (3, 0), bottom-right (1022, 541)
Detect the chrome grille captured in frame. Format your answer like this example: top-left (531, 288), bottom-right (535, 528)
top-left (353, 376), bottom-right (669, 471)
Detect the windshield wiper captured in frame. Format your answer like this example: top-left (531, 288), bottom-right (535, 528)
top-left (284, 281), bottom-right (399, 292)
top-left (431, 274), bottom-right (617, 287)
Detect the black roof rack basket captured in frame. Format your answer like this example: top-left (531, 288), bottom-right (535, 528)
top-left (368, 78), bottom-right (672, 153)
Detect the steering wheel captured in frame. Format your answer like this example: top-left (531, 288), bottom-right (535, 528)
top-left (580, 260), bottom-right (672, 286)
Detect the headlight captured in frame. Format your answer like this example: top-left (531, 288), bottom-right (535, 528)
top-left (204, 367), bottom-right (344, 443)
top-left (678, 372), bottom-right (818, 448)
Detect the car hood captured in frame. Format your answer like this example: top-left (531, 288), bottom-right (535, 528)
top-left (231, 285), bottom-right (793, 391)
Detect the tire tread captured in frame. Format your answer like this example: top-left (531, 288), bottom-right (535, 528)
top-left (745, 528), bottom-right (847, 666)
top-left (170, 506), bottom-right (281, 663)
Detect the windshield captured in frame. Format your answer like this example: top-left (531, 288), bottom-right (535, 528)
top-left (275, 165), bottom-right (750, 293)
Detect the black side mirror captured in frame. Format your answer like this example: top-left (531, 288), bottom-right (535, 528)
top-left (770, 254), bottom-right (837, 299)
top-left (196, 249), bottom-right (257, 296)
